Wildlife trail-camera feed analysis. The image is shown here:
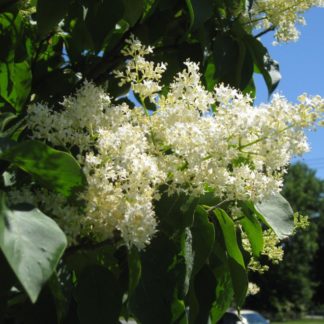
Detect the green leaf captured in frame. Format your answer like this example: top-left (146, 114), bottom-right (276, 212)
top-left (255, 193), bottom-right (294, 239)
top-left (36, 0), bottom-right (70, 36)
top-left (0, 140), bottom-right (86, 198)
top-left (185, 0), bottom-right (194, 31)
top-left (245, 36), bottom-right (281, 95)
top-left (208, 222), bottom-right (235, 322)
top-left (0, 12), bottom-right (17, 62)
top-left (33, 69), bottom-right (78, 104)
top-left (153, 43), bottom-right (203, 86)
top-left (75, 265), bottom-right (122, 324)
top-left (0, 61), bottom-right (31, 112)
top-left (0, 250), bottom-right (16, 296)
top-left (242, 77), bottom-right (256, 99)
top-left (191, 265), bottom-right (216, 324)
top-left (0, 11), bottom-right (32, 111)
top-left (0, 112), bottom-right (17, 132)
top-left (0, 196), bottom-right (67, 303)
top-left (191, 205), bottom-right (215, 276)
top-left (155, 190), bottom-right (197, 234)
top-left (128, 246), bottom-right (141, 297)
top-left (210, 263), bottom-right (234, 323)
top-left (214, 209), bottom-right (248, 306)
top-left (211, 34), bottom-right (240, 88)
top-left (187, 0), bottom-right (214, 31)
top-left (203, 57), bottom-right (217, 91)
top-left (32, 34), bottom-right (65, 82)
top-left (65, 244), bottom-right (118, 278)
top-left (122, 0), bottom-right (144, 26)
top-left (130, 233), bottom-right (187, 324)
top-left (239, 207), bottom-right (263, 257)
top-left (180, 228), bottom-right (194, 297)
top-left (83, 0), bottom-right (124, 51)
top-left (0, 137), bottom-right (15, 154)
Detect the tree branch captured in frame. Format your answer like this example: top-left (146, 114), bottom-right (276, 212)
top-left (254, 26), bottom-right (275, 39)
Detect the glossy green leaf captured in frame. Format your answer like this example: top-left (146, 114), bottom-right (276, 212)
top-left (0, 140), bottom-right (86, 198)
top-left (191, 205), bottom-right (215, 276)
top-left (75, 265), bottom-right (122, 324)
top-left (0, 196), bottom-right (67, 303)
top-left (37, 0), bottom-right (70, 36)
top-left (255, 193), bottom-right (294, 239)
top-left (239, 208), bottom-right (263, 257)
top-left (214, 209), bottom-right (248, 306)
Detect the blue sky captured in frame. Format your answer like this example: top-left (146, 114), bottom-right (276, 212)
top-left (254, 8), bottom-right (324, 179)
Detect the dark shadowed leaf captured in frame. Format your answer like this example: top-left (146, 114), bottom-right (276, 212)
top-left (37, 0), bottom-right (70, 36)
top-left (155, 190), bottom-right (197, 234)
top-left (191, 265), bottom-right (216, 324)
top-left (128, 246), bottom-right (141, 297)
top-left (75, 265), bottom-right (122, 324)
top-left (130, 233), bottom-right (187, 324)
top-left (187, 0), bottom-right (214, 31)
top-left (83, 0), bottom-right (124, 51)
top-left (245, 35), bottom-right (281, 95)
top-left (122, 0), bottom-right (144, 26)
top-left (191, 205), bottom-right (215, 276)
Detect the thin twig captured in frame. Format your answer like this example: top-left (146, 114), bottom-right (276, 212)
top-left (254, 26), bottom-right (275, 38)
top-left (206, 199), bottom-right (230, 213)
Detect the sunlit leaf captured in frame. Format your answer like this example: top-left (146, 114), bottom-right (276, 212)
top-left (0, 195), bottom-right (67, 303)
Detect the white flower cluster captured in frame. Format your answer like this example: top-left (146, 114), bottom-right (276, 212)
top-left (247, 282), bottom-right (260, 296)
top-left (250, 0), bottom-right (324, 43)
top-left (113, 34), bottom-right (167, 101)
top-left (24, 37), bottom-right (324, 249)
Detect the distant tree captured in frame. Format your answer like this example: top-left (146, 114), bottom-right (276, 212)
top-left (246, 162), bottom-right (324, 320)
